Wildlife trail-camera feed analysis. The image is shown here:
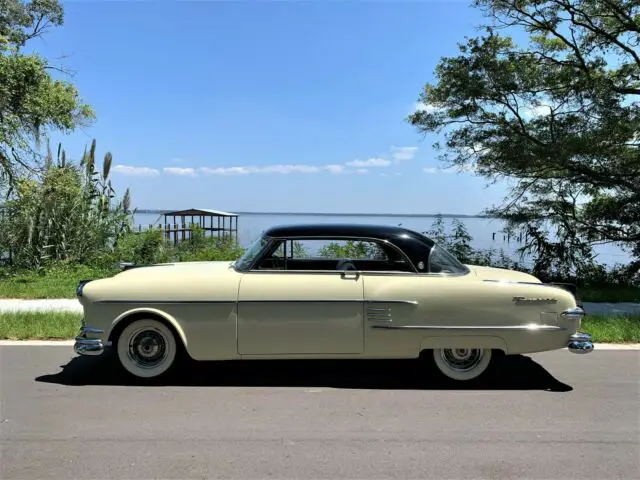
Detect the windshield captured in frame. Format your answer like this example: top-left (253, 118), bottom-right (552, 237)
top-left (233, 234), bottom-right (271, 271)
top-left (427, 244), bottom-right (470, 275)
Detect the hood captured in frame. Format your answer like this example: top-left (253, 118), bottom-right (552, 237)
top-left (114, 260), bottom-right (236, 278)
top-left (465, 264), bottom-right (542, 284)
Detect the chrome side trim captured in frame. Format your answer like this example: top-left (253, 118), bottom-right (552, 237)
top-left (96, 299), bottom-right (418, 305)
top-left (239, 299), bottom-right (363, 303)
top-left (365, 299), bottom-right (419, 305)
top-left (241, 299), bottom-right (418, 304)
top-left (366, 305), bottom-right (393, 323)
top-left (95, 300), bottom-right (236, 305)
top-left (371, 324), bottom-right (565, 331)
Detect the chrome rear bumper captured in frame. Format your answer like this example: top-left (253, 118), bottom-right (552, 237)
top-left (568, 332), bottom-right (594, 354)
top-left (74, 326), bottom-right (105, 356)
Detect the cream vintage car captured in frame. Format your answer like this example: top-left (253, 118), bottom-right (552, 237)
top-left (74, 223), bottom-right (593, 381)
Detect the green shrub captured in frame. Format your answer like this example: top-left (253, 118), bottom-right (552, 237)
top-left (112, 229), bottom-right (174, 265)
top-left (0, 139), bottom-right (133, 270)
top-left (175, 225), bottom-right (245, 262)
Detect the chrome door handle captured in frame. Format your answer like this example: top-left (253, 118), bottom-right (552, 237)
top-left (341, 271), bottom-right (360, 279)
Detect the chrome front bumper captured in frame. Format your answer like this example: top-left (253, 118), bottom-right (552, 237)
top-left (74, 326), bottom-right (105, 356)
top-left (568, 332), bottom-right (594, 354)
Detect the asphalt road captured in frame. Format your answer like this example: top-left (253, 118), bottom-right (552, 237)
top-left (1, 346), bottom-right (638, 479)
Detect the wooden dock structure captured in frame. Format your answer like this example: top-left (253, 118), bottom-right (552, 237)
top-left (138, 208), bottom-right (239, 245)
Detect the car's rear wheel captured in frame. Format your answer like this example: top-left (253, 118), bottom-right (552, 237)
top-left (115, 319), bottom-right (178, 379)
top-left (432, 348), bottom-right (493, 381)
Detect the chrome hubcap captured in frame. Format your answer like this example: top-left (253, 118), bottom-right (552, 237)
top-left (128, 328), bottom-right (167, 368)
top-left (440, 348), bottom-right (484, 372)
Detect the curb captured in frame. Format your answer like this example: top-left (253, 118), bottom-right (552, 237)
top-left (0, 299), bottom-right (82, 314)
top-left (0, 340), bottom-right (639, 349)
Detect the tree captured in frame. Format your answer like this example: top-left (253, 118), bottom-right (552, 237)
top-left (0, 0), bottom-right (94, 191)
top-left (407, 0), bottom-right (640, 271)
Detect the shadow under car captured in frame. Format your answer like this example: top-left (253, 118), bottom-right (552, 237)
top-left (35, 351), bottom-right (573, 392)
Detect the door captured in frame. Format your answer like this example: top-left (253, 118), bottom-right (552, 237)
top-left (237, 271), bottom-right (364, 355)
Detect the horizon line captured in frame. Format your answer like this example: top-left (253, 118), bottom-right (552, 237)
top-left (134, 209), bottom-right (491, 218)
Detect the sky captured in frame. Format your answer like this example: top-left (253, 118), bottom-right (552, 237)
top-left (33, 0), bottom-right (511, 215)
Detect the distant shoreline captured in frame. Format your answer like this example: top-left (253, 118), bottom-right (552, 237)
top-left (134, 209), bottom-right (490, 219)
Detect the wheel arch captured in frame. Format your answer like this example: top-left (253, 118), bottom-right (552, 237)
top-left (419, 335), bottom-right (509, 355)
top-left (108, 308), bottom-right (188, 353)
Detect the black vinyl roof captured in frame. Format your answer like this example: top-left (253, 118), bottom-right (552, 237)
top-left (263, 223), bottom-right (435, 247)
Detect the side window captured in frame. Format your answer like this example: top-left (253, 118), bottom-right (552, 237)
top-left (312, 239), bottom-right (387, 261)
top-left (253, 238), bottom-right (418, 272)
top-left (271, 240), bottom-right (311, 259)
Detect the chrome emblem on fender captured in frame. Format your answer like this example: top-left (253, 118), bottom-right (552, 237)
top-left (513, 296), bottom-right (558, 304)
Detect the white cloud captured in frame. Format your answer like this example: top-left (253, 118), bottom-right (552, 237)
top-left (462, 143), bottom-right (488, 156)
top-left (199, 166), bottom-right (253, 176)
top-left (346, 157), bottom-right (391, 168)
top-left (167, 145), bottom-right (417, 178)
top-left (113, 165), bottom-right (160, 176)
top-left (423, 164), bottom-right (475, 174)
top-left (198, 164), bottom-right (341, 175)
top-left (414, 102), bottom-right (439, 114)
top-left (522, 104), bottom-right (552, 119)
top-left (164, 167), bottom-right (196, 176)
top-left (259, 164), bottom-right (321, 174)
top-left (324, 164), bottom-right (346, 174)
top-left (391, 146), bottom-right (418, 162)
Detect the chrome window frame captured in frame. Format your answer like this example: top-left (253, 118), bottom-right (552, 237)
top-left (239, 235), bottom-right (418, 274)
top-left (234, 234), bottom-right (469, 278)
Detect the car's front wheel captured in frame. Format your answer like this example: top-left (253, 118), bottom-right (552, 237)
top-left (115, 319), bottom-right (179, 379)
top-left (432, 348), bottom-right (493, 381)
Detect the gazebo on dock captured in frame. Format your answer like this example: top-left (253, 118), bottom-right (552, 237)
top-left (162, 208), bottom-right (238, 244)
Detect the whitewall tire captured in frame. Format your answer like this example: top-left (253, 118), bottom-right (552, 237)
top-left (432, 348), bottom-right (493, 381)
top-left (116, 319), bottom-right (178, 379)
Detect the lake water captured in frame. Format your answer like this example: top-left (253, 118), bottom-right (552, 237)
top-left (133, 212), bottom-right (632, 267)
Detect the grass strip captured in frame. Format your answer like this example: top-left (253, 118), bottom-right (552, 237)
top-left (582, 314), bottom-right (640, 343)
top-left (0, 311), bottom-right (83, 340)
top-left (0, 311), bottom-right (638, 343)
top-left (0, 266), bottom-right (115, 299)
